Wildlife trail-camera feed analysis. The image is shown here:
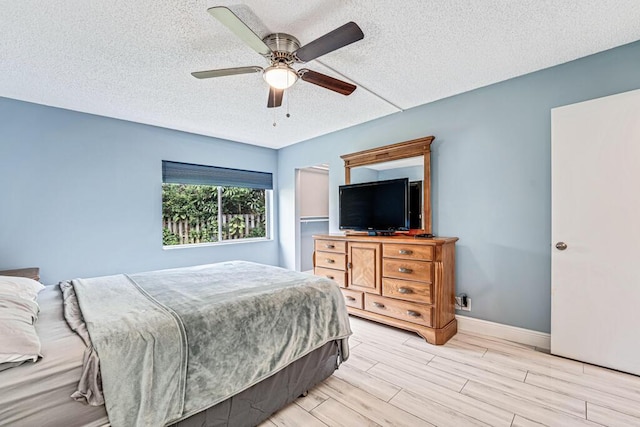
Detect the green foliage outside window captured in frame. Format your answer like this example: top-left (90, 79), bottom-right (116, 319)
top-left (162, 184), bottom-right (267, 245)
top-left (220, 186), bottom-right (265, 215)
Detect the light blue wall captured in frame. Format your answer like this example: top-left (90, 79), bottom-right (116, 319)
top-left (277, 40), bottom-right (640, 333)
top-left (0, 99), bottom-right (279, 284)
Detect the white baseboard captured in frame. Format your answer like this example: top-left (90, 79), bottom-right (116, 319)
top-left (456, 315), bottom-right (550, 350)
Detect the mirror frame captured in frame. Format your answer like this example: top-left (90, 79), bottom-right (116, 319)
top-left (340, 136), bottom-right (435, 233)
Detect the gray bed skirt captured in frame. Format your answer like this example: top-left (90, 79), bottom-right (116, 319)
top-left (171, 340), bottom-right (340, 427)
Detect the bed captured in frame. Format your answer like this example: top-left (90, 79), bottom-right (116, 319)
top-left (0, 261), bottom-right (351, 427)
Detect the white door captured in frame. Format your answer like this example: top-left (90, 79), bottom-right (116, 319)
top-left (551, 88), bottom-right (640, 375)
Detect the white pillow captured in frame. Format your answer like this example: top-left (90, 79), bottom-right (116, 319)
top-left (0, 275), bottom-right (45, 301)
top-left (0, 276), bottom-right (44, 369)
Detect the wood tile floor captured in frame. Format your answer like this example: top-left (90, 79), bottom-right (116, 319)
top-left (260, 316), bottom-right (640, 427)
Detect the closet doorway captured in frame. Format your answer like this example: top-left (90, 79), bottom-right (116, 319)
top-left (296, 165), bottom-right (329, 272)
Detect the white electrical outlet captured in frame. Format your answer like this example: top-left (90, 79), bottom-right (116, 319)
top-left (455, 295), bottom-right (471, 311)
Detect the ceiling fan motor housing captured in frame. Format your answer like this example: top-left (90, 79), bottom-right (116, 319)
top-left (263, 33), bottom-right (300, 64)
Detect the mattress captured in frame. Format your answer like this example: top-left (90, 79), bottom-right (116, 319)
top-left (0, 285), bottom-right (108, 426)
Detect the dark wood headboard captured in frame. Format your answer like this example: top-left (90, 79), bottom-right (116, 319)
top-left (0, 267), bottom-right (40, 281)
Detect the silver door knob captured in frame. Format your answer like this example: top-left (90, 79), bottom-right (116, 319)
top-left (555, 242), bottom-right (567, 250)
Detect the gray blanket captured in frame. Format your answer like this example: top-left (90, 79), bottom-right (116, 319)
top-left (64, 261), bottom-right (351, 427)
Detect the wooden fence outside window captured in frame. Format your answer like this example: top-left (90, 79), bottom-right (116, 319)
top-left (163, 214), bottom-right (265, 244)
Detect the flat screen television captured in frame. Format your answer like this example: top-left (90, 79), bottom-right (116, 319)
top-left (339, 178), bottom-right (409, 233)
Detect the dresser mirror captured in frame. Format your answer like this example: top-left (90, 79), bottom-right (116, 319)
top-left (349, 157), bottom-right (423, 184)
top-left (340, 136), bottom-right (434, 233)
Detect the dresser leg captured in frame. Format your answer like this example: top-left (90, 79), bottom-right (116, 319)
top-left (417, 318), bottom-right (457, 345)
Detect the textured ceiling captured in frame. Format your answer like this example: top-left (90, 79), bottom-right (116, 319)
top-left (2, 1), bottom-right (640, 149)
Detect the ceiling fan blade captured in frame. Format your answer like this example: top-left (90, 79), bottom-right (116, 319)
top-left (294, 22), bottom-right (364, 62)
top-left (267, 87), bottom-right (283, 108)
top-left (208, 7), bottom-right (272, 57)
top-left (191, 66), bottom-right (263, 79)
top-left (299, 69), bottom-right (356, 95)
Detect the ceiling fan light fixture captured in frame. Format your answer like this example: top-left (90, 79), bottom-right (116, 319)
top-left (263, 64), bottom-right (298, 89)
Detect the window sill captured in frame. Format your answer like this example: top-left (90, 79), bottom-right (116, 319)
top-left (162, 237), bottom-right (273, 250)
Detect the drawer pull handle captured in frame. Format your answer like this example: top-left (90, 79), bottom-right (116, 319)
top-left (326, 259), bottom-right (335, 264)
top-left (406, 310), bottom-right (421, 317)
top-left (325, 244), bottom-right (335, 249)
top-left (326, 275), bottom-right (334, 280)
top-left (346, 296), bottom-right (356, 301)
top-left (373, 302), bottom-right (385, 309)
top-left (398, 287), bottom-right (413, 294)
top-left (398, 267), bottom-right (413, 274)
top-left (399, 249), bottom-right (413, 255)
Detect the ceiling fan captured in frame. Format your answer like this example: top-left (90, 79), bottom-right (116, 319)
top-left (192, 7), bottom-right (364, 108)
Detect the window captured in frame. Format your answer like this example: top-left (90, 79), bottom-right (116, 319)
top-left (162, 161), bottom-right (272, 246)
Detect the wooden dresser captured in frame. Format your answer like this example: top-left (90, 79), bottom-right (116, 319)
top-left (314, 234), bottom-right (458, 345)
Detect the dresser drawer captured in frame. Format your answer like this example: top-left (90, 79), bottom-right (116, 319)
top-left (315, 252), bottom-right (347, 270)
top-left (383, 243), bottom-right (434, 261)
top-left (341, 288), bottom-right (363, 309)
top-left (382, 258), bottom-right (432, 283)
top-left (315, 239), bottom-right (347, 254)
top-left (365, 294), bottom-right (433, 327)
top-left (382, 278), bottom-right (433, 304)
top-left (314, 267), bottom-right (347, 287)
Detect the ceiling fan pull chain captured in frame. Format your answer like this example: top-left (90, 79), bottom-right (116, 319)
top-left (273, 104), bottom-right (277, 127)
top-left (286, 73), bottom-right (290, 118)
top-left (272, 89), bottom-right (277, 126)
